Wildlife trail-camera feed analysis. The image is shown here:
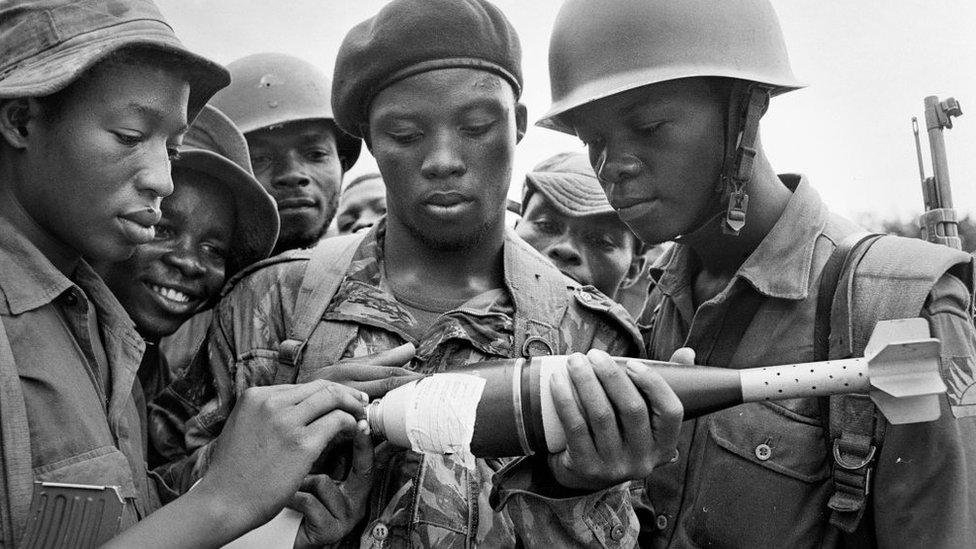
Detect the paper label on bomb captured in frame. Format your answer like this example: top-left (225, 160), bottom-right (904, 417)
top-left (404, 373), bottom-right (486, 468)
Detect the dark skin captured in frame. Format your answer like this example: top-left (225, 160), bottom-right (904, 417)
top-left (515, 192), bottom-right (644, 298)
top-left (363, 67), bottom-right (683, 491)
top-left (0, 57), bottom-right (374, 549)
top-left (370, 69), bottom-right (520, 304)
top-left (571, 77), bottom-right (791, 307)
top-left (246, 120), bottom-right (344, 254)
top-left (95, 171), bottom-right (233, 341)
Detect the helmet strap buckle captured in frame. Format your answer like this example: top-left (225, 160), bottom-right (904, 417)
top-left (720, 83), bottom-right (771, 236)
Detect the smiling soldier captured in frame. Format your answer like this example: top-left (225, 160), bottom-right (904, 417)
top-left (0, 1), bottom-right (378, 546)
top-left (94, 104), bottom-right (279, 409)
top-left (150, 0), bottom-right (684, 546)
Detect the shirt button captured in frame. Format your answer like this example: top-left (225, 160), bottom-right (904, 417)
top-left (609, 523), bottom-right (625, 541)
top-left (755, 443), bottom-right (772, 461)
top-left (371, 523), bottom-right (388, 540)
top-left (655, 514), bottom-right (669, 530)
top-left (64, 292), bottom-right (78, 306)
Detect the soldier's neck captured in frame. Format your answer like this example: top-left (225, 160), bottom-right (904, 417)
top-left (0, 164), bottom-right (80, 276)
top-left (383, 216), bottom-right (505, 303)
top-left (680, 155), bottom-right (791, 294)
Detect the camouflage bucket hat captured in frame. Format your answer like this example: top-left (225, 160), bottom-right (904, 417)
top-left (0, 0), bottom-right (229, 120)
top-left (175, 104), bottom-right (279, 275)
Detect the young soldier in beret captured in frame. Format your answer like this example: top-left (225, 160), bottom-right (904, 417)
top-left (335, 172), bottom-right (387, 235)
top-left (151, 0), bottom-right (683, 546)
top-left (0, 1), bottom-right (372, 546)
top-left (539, 0), bottom-right (976, 546)
top-left (516, 152), bottom-right (646, 302)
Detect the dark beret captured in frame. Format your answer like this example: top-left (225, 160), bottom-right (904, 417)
top-left (332, 0), bottom-right (522, 138)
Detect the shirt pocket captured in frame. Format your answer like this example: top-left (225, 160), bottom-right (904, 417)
top-left (33, 445), bottom-right (139, 499)
top-left (235, 348), bottom-right (278, 388)
top-left (684, 402), bottom-right (832, 548)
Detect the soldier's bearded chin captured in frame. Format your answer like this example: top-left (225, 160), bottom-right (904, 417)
top-left (277, 193), bottom-right (339, 251)
top-left (408, 218), bottom-right (495, 253)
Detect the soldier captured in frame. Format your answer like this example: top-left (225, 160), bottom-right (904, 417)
top-left (94, 104), bottom-right (279, 409)
top-left (516, 151), bottom-right (646, 302)
top-left (150, 0), bottom-right (683, 546)
top-left (0, 1), bottom-right (371, 546)
top-left (159, 52), bottom-right (366, 379)
top-left (210, 52), bottom-right (362, 255)
top-left (538, 0), bottom-right (976, 546)
top-left (335, 172), bottom-right (387, 234)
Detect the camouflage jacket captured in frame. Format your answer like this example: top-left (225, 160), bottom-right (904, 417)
top-left (151, 223), bottom-right (644, 548)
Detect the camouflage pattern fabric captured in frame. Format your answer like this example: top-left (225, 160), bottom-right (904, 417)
top-left (151, 221), bottom-right (643, 548)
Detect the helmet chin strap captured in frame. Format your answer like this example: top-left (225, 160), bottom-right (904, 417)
top-left (717, 82), bottom-right (772, 236)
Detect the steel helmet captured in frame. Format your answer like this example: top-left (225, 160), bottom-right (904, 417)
top-left (211, 52), bottom-right (362, 171)
top-left (537, 0), bottom-right (804, 134)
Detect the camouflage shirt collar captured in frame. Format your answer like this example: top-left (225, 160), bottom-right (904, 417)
top-left (325, 220), bottom-right (516, 359)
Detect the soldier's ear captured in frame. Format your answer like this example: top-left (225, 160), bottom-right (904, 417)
top-left (515, 102), bottom-right (527, 144)
top-left (0, 98), bottom-right (34, 149)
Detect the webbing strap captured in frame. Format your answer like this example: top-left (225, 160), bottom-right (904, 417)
top-left (0, 319), bottom-right (33, 548)
top-left (814, 232), bottom-right (885, 537)
top-left (275, 232), bottom-right (367, 384)
top-left (721, 84), bottom-right (771, 236)
top-left (504, 229), bottom-right (570, 357)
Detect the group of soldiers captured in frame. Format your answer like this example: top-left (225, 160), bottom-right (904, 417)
top-left (1, 0), bottom-right (974, 547)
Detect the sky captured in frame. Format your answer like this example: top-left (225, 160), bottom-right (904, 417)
top-left (157, 0), bottom-right (976, 223)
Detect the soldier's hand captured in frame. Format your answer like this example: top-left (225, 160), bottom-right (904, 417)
top-left (310, 343), bottom-right (422, 400)
top-left (289, 420), bottom-right (374, 548)
top-left (547, 350), bottom-right (683, 491)
top-left (193, 380), bottom-right (368, 530)
top-left (669, 347), bottom-right (696, 365)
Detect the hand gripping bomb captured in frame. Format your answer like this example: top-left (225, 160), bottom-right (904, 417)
top-left (367, 319), bottom-right (946, 458)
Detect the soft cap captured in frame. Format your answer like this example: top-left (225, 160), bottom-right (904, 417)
top-left (332, 0), bottom-right (522, 138)
top-left (523, 152), bottom-right (615, 218)
top-left (0, 0), bottom-right (229, 121)
top-left (175, 105), bottom-right (279, 275)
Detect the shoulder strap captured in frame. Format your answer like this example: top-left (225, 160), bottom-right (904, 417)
top-left (814, 232), bottom-right (884, 539)
top-left (503, 229), bottom-right (571, 357)
top-left (821, 234), bottom-right (974, 539)
top-left (0, 318), bottom-right (33, 547)
top-left (275, 232), bottom-right (367, 384)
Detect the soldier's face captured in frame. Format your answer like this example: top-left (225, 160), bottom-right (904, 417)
top-left (246, 120), bottom-right (343, 253)
top-left (11, 61), bottom-right (188, 263)
top-left (571, 77), bottom-right (726, 245)
top-left (368, 68), bottom-right (526, 251)
top-left (97, 171), bottom-right (233, 338)
top-left (336, 176), bottom-right (387, 234)
top-left (516, 192), bottom-right (639, 298)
